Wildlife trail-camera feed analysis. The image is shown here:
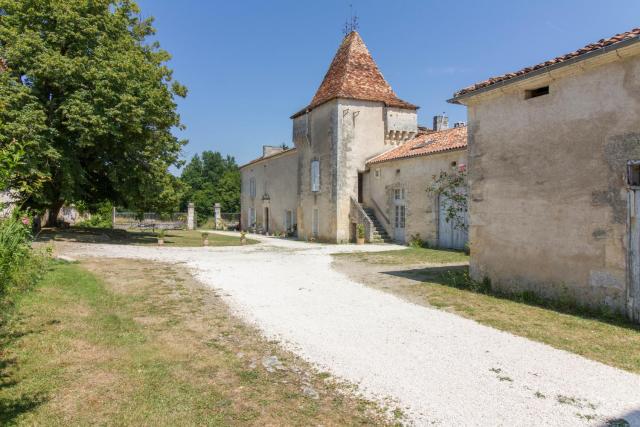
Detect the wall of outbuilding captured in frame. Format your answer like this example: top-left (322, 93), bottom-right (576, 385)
top-left (463, 49), bottom-right (640, 314)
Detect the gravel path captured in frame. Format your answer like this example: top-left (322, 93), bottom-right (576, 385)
top-left (59, 234), bottom-right (640, 426)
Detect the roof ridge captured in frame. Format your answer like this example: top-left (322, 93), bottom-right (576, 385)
top-left (453, 27), bottom-right (640, 99)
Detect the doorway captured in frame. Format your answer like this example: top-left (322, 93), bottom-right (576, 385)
top-left (263, 207), bottom-right (270, 233)
top-left (438, 192), bottom-right (468, 250)
top-left (629, 188), bottom-right (640, 321)
top-left (357, 172), bottom-right (363, 203)
top-left (393, 188), bottom-right (405, 243)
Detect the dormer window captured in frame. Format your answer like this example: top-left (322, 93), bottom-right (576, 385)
top-left (525, 86), bottom-right (549, 99)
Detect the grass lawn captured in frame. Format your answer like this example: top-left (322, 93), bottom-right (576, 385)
top-left (334, 247), bottom-right (469, 265)
top-left (0, 259), bottom-right (396, 426)
top-left (37, 227), bottom-right (258, 247)
top-left (333, 251), bottom-right (640, 375)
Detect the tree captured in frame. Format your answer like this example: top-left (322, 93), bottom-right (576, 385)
top-left (0, 62), bottom-right (53, 198)
top-left (0, 0), bottom-right (187, 224)
top-left (180, 151), bottom-right (240, 220)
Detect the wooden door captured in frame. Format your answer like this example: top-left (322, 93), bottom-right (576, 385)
top-left (438, 192), bottom-right (468, 250)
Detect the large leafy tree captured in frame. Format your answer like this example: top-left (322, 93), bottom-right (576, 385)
top-left (180, 151), bottom-right (240, 219)
top-left (0, 0), bottom-right (187, 223)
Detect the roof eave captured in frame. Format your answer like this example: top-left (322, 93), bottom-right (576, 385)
top-left (366, 146), bottom-right (467, 166)
top-left (291, 97), bottom-right (418, 119)
top-left (239, 148), bottom-right (298, 170)
top-left (448, 35), bottom-right (640, 105)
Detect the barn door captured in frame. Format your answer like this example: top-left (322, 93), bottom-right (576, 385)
top-left (438, 192), bottom-right (468, 250)
top-left (629, 189), bottom-right (640, 321)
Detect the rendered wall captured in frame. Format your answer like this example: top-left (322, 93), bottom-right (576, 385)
top-left (240, 150), bottom-right (298, 234)
top-left (464, 51), bottom-right (640, 313)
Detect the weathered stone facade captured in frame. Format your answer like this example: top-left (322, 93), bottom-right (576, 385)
top-left (240, 31), bottom-right (468, 245)
top-left (450, 30), bottom-right (640, 318)
top-left (240, 147), bottom-right (298, 234)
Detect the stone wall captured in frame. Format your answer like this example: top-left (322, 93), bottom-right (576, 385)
top-left (461, 46), bottom-right (640, 314)
top-left (240, 149), bottom-right (298, 235)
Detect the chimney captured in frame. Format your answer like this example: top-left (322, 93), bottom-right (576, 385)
top-left (453, 122), bottom-right (466, 128)
top-left (433, 114), bottom-right (449, 131)
top-left (262, 145), bottom-right (285, 158)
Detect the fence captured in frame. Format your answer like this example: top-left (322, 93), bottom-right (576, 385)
top-left (113, 211), bottom-right (188, 231)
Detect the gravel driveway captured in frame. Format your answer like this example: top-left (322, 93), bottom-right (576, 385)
top-left (59, 234), bottom-right (640, 426)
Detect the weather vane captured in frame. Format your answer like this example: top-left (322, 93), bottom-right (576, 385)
top-left (342, 4), bottom-right (359, 35)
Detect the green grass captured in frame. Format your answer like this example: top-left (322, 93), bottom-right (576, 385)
top-left (0, 260), bottom-right (393, 426)
top-left (334, 247), bottom-right (469, 265)
top-left (37, 228), bottom-right (258, 247)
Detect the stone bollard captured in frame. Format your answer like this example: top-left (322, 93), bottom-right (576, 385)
top-left (214, 203), bottom-right (221, 230)
top-left (187, 202), bottom-right (195, 230)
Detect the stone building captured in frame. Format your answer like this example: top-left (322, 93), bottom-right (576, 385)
top-left (449, 28), bottom-right (640, 319)
top-left (240, 31), bottom-right (468, 247)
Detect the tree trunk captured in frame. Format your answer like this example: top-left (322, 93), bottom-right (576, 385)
top-left (46, 200), bottom-right (64, 227)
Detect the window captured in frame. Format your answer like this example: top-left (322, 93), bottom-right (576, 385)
top-left (394, 188), bottom-right (405, 200)
top-left (311, 160), bottom-right (320, 192)
top-left (249, 177), bottom-right (256, 198)
top-left (374, 168), bottom-right (381, 179)
top-left (394, 205), bottom-right (405, 228)
top-left (312, 208), bottom-right (319, 237)
top-left (525, 86), bottom-right (549, 99)
top-left (249, 208), bottom-right (256, 227)
top-left (628, 162), bottom-right (640, 187)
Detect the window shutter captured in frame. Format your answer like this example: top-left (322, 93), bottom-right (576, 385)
top-left (311, 160), bottom-right (320, 192)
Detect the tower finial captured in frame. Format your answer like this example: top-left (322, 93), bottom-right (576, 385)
top-left (342, 4), bottom-right (359, 35)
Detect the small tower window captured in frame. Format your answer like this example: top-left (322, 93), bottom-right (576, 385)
top-left (628, 162), bottom-right (640, 187)
top-left (525, 86), bottom-right (549, 99)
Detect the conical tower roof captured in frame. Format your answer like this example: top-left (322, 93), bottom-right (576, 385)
top-left (292, 31), bottom-right (417, 118)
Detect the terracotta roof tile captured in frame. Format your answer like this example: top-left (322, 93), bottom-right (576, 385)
top-left (367, 126), bottom-right (467, 165)
top-left (453, 27), bottom-right (640, 98)
top-left (292, 31), bottom-right (416, 118)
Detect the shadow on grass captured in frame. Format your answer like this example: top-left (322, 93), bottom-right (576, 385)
top-left (37, 227), bottom-right (159, 246)
top-left (382, 265), bottom-right (640, 332)
top-left (0, 352), bottom-right (47, 423)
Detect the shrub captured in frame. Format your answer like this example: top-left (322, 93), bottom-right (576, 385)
top-left (0, 216), bottom-right (49, 321)
top-left (356, 224), bottom-right (365, 239)
top-left (157, 229), bottom-right (166, 239)
top-left (409, 233), bottom-right (424, 248)
top-left (76, 202), bottom-right (113, 228)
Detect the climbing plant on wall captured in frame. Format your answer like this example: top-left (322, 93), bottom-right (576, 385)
top-left (426, 167), bottom-right (468, 231)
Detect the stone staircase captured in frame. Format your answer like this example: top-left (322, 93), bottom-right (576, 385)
top-left (361, 205), bottom-right (393, 243)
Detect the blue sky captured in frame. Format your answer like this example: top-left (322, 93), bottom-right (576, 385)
top-left (136, 0), bottom-right (640, 169)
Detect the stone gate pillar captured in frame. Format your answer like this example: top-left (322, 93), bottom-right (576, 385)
top-left (214, 203), bottom-right (221, 230)
top-left (187, 202), bottom-right (195, 230)
top-left (112, 206), bottom-right (116, 229)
